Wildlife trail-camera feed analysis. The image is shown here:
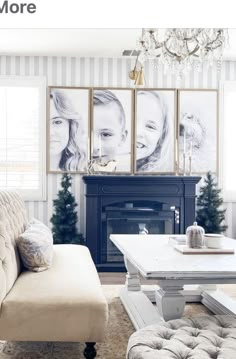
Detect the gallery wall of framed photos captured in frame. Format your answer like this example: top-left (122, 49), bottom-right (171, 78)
top-left (48, 86), bottom-right (218, 176)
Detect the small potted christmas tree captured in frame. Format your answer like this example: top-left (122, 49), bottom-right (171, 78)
top-left (196, 171), bottom-right (227, 248)
top-left (50, 173), bottom-right (84, 245)
top-left (196, 171), bottom-right (227, 234)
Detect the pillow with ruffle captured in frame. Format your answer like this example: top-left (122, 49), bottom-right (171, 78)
top-left (17, 218), bottom-right (53, 272)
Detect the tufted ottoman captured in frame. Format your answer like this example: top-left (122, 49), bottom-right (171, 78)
top-left (127, 315), bottom-right (236, 359)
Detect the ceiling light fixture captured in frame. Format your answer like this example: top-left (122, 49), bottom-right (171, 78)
top-left (129, 28), bottom-right (229, 82)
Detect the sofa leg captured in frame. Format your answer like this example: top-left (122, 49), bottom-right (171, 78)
top-left (83, 342), bottom-right (97, 359)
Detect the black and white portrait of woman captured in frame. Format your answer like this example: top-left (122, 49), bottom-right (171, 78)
top-left (135, 89), bottom-right (176, 173)
top-left (48, 87), bottom-right (89, 173)
top-left (91, 89), bottom-right (133, 173)
top-left (178, 90), bottom-right (218, 174)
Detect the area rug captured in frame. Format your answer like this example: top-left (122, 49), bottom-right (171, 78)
top-left (0, 285), bottom-right (212, 359)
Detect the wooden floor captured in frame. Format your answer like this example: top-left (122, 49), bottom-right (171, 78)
top-left (99, 272), bottom-right (126, 285)
top-left (98, 273), bottom-right (236, 301)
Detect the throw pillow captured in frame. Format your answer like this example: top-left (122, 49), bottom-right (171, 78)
top-left (17, 218), bottom-right (54, 272)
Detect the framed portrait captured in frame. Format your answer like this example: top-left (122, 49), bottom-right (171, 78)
top-left (134, 89), bottom-right (176, 174)
top-left (178, 89), bottom-right (218, 175)
top-left (91, 88), bottom-right (134, 174)
top-left (48, 86), bottom-right (90, 173)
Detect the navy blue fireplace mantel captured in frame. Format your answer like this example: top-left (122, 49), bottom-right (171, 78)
top-left (83, 175), bottom-right (201, 271)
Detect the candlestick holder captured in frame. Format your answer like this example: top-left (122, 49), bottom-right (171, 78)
top-left (188, 155), bottom-right (192, 176)
top-left (175, 160), bottom-right (179, 176)
top-left (183, 152), bottom-right (186, 176)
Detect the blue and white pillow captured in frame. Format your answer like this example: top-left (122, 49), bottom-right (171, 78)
top-left (17, 218), bottom-right (53, 272)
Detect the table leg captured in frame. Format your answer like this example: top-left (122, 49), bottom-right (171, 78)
top-left (155, 284), bottom-right (185, 321)
top-left (124, 256), bottom-right (141, 292)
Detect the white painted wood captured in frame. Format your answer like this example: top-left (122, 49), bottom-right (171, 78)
top-left (110, 234), bottom-right (236, 326)
top-left (120, 287), bottom-right (162, 330)
top-left (124, 256), bottom-right (141, 292)
top-left (143, 285), bottom-right (202, 303)
top-left (155, 285), bottom-right (185, 321)
top-left (110, 235), bottom-right (236, 279)
top-left (198, 284), bottom-right (217, 291)
top-left (202, 290), bottom-right (236, 315)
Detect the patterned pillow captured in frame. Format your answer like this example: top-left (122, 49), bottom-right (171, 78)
top-left (17, 218), bottom-right (54, 272)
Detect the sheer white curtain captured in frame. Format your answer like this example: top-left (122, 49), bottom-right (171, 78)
top-left (0, 77), bottom-right (46, 200)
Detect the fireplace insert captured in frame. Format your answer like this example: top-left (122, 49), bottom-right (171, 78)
top-left (102, 200), bottom-right (177, 263)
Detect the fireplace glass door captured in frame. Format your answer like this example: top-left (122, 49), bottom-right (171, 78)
top-left (101, 201), bottom-right (178, 263)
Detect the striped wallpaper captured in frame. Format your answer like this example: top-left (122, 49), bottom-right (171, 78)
top-left (0, 55), bottom-right (236, 237)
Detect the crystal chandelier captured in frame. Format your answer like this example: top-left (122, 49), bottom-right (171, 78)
top-left (129, 28), bottom-right (229, 81)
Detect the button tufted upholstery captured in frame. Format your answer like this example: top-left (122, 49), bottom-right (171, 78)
top-left (0, 190), bottom-right (108, 349)
top-left (127, 315), bottom-right (236, 359)
top-left (0, 190), bottom-right (27, 305)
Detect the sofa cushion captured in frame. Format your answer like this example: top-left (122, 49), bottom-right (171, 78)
top-left (17, 218), bottom-right (53, 272)
top-left (0, 244), bottom-right (108, 342)
top-left (0, 191), bottom-right (27, 306)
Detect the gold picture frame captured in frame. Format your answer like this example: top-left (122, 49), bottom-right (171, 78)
top-left (134, 88), bottom-right (177, 174)
top-left (90, 87), bottom-right (134, 174)
top-left (47, 86), bottom-right (90, 173)
top-left (177, 89), bottom-right (219, 175)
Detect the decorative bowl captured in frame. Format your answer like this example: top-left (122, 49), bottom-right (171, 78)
top-left (204, 234), bottom-right (225, 249)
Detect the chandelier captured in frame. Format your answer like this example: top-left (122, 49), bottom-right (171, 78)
top-left (129, 28), bottom-right (229, 83)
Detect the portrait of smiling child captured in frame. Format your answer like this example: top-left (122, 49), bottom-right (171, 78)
top-left (135, 90), bottom-right (175, 173)
top-left (92, 89), bottom-right (132, 172)
top-left (49, 89), bottom-right (87, 172)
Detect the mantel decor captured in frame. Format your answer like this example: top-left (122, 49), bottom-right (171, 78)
top-left (47, 86), bottom-right (219, 176)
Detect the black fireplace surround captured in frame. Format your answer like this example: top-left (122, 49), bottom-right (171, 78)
top-left (83, 175), bottom-right (201, 271)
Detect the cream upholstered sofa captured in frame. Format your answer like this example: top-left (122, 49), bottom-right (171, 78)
top-left (0, 190), bottom-right (108, 359)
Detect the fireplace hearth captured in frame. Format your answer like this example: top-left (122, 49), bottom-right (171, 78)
top-left (83, 175), bottom-right (201, 271)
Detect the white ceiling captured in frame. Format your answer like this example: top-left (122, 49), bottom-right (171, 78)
top-left (0, 29), bottom-right (236, 58)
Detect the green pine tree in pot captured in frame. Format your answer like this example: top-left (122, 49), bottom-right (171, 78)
top-left (50, 173), bottom-right (84, 245)
top-left (196, 171), bottom-right (227, 234)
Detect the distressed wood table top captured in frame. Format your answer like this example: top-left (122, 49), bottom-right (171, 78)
top-left (110, 234), bottom-right (236, 280)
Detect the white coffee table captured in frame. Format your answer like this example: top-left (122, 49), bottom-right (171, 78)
top-left (110, 234), bottom-right (236, 329)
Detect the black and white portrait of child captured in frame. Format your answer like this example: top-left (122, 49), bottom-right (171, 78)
top-left (178, 90), bottom-right (218, 174)
top-left (92, 89), bottom-right (132, 173)
top-left (135, 90), bottom-right (175, 173)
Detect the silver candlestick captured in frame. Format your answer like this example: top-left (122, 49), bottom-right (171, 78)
top-left (183, 153), bottom-right (186, 176)
top-left (189, 155), bottom-right (192, 176)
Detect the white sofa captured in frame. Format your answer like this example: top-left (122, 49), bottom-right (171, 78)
top-left (0, 190), bottom-right (108, 359)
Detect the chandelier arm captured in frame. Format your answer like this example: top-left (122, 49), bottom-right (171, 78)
top-left (163, 42), bottom-right (200, 59)
top-left (174, 28), bottom-right (202, 41)
top-left (149, 32), bottom-right (163, 50)
top-left (205, 30), bottom-right (224, 51)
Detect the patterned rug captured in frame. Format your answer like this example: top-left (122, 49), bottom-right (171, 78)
top-left (0, 285), bottom-right (211, 359)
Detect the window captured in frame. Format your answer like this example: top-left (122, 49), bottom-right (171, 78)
top-left (0, 77), bottom-right (46, 201)
top-left (221, 81), bottom-right (236, 201)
